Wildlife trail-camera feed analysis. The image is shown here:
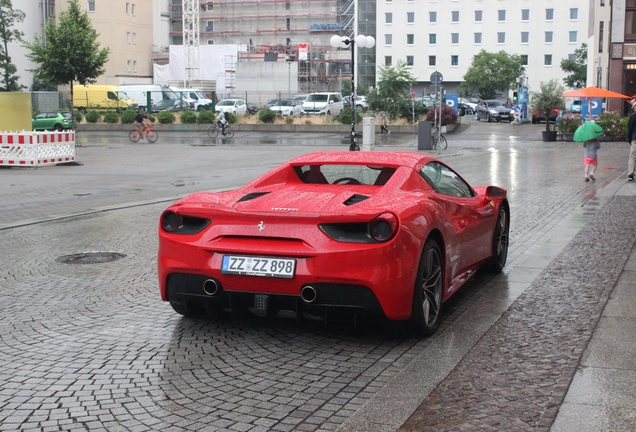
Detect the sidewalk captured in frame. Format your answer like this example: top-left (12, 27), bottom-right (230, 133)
top-left (395, 177), bottom-right (636, 431)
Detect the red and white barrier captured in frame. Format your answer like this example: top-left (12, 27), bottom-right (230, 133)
top-left (0, 131), bottom-right (75, 167)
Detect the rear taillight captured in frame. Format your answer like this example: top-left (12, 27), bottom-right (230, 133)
top-left (369, 212), bottom-right (398, 242)
top-left (161, 210), bottom-right (181, 232)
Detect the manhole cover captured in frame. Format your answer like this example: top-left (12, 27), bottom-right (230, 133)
top-left (56, 252), bottom-right (126, 264)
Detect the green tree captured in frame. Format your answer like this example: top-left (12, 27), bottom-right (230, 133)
top-left (22, 0), bottom-right (109, 125)
top-left (0, 0), bottom-right (25, 91)
top-left (458, 50), bottom-right (525, 100)
top-left (366, 60), bottom-right (416, 119)
top-left (530, 79), bottom-right (566, 132)
top-left (560, 43), bottom-right (587, 89)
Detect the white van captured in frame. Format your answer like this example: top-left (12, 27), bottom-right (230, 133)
top-left (171, 88), bottom-right (213, 111)
top-left (119, 84), bottom-right (180, 112)
top-left (302, 92), bottom-right (344, 116)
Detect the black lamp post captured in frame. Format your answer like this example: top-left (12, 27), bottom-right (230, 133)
top-left (330, 34), bottom-right (375, 151)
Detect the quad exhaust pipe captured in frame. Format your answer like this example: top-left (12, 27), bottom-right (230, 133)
top-left (203, 278), bottom-right (222, 296)
top-left (300, 285), bottom-right (317, 303)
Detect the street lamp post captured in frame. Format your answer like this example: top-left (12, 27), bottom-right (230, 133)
top-left (330, 34), bottom-right (375, 151)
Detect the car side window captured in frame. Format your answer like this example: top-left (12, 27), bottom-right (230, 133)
top-left (420, 162), bottom-right (475, 198)
top-left (47, 113), bottom-right (57, 118)
top-left (35, 113), bottom-right (47, 119)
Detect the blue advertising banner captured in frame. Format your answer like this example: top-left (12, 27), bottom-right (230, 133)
top-left (445, 94), bottom-right (458, 113)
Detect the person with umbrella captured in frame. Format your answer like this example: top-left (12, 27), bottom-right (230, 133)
top-left (574, 121), bottom-right (604, 181)
top-left (626, 98), bottom-right (636, 181)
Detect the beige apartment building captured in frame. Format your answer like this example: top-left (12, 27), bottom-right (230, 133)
top-left (56, 0), bottom-right (156, 85)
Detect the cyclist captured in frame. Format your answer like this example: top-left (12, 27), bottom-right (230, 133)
top-left (135, 112), bottom-right (152, 137)
top-left (215, 110), bottom-right (228, 136)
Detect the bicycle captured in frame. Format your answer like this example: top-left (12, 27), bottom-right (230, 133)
top-left (207, 123), bottom-right (234, 139)
top-left (129, 124), bottom-right (158, 143)
top-left (431, 128), bottom-right (447, 150)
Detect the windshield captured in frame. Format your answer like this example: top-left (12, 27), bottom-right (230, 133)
top-left (117, 91), bottom-right (130, 100)
top-left (195, 92), bottom-right (208, 99)
top-left (164, 90), bottom-right (178, 100)
top-left (305, 94), bottom-right (328, 102)
top-left (487, 100), bottom-right (505, 107)
top-left (218, 100), bottom-right (236, 106)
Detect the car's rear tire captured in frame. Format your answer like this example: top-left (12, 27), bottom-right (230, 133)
top-left (487, 113), bottom-right (492, 122)
top-left (486, 205), bottom-right (510, 273)
top-left (410, 238), bottom-right (444, 336)
top-left (54, 124), bottom-right (63, 131)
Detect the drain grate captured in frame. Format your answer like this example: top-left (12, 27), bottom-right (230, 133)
top-left (56, 252), bottom-right (126, 264)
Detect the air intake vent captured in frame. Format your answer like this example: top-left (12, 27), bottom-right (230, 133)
top-left (237, 192), bottom-right (270, 202)
top-left (344, 194), bottom-right (370, 206)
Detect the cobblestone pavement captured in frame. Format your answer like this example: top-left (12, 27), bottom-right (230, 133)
top-left (0, 125), bottom-right (634, 431)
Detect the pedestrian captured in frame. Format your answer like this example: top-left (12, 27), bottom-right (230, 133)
top-left (378, 112), bottom-right (390, 135)
top-left (583, 138), bottom-right (601, 182)
top-left (626, 98), bottom-right (636, 181)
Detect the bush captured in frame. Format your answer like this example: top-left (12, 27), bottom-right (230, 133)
top-left (180, 110), bottom-right (197, 124)
top-left (338, 107), bottom-right (362, 125)
top-left (226, 112), bottom-right (237, 123)
top-left (558, 113), bottom-right (582, 134)
top-left (148, 114), bottom-right (156, 123)
top-left (595, 111), bottom-right (623, 139)
top-left (157, 110), bottom-right (175, 124)
top-left (73, 110), bottom-right (83, 124)
top-left (285, 115), bottom-right (294, 124)
top-left (103, 111), bottom-right (119, 124)
top-left (258, 109), bottom-right (277, 123)
top-left (426, 105), bottom-right (459, 125)
top-left (120, 109), bottom-right (137, 124)
top-left (85, 110), bottom-right (101, 123)
top-left (198, 110), bottom-right (214, 124)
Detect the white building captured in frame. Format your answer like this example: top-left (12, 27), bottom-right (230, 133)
top-left (375, 0), bottom-right (589, 98)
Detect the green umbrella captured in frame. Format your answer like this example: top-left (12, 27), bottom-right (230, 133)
top-left (573, 122), bottom-right (604, 142)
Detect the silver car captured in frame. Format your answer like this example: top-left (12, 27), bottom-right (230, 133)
top-left (269, 99), bottom-right (306, 116)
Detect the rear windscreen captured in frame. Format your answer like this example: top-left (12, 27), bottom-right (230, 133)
top-left (295, 165), bottom-right (396, 186)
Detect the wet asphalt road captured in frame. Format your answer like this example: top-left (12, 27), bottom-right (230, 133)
top-left (1, 122), bottom-right (635, 431)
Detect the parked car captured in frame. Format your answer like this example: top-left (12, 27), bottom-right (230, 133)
top-left (268, 99), bottom-right (306, 116)
top-left (459, 97), bottom-right (478, 111)
top-left (216, 98), bottom-right (248, 115)
top-left (264, 99), bottom-right (281, 109)
top-left (343, 95), bottom-right (369, 112)
top-left (293, 94), bottom-right (309, 104)
top-left (532, 107), bottom-right (561, 124)
top-left (570, 100), bottom-right (582, 114)
top-left (476, 100), bottom-right (515, 122)
top-left (302, 92), bottom-right (344, 116)
top-left (151, 99), bottom-right (188, 113)
top-left (157, 151), bottom-right (510, 336)
top-left (246, 102), bottom-right (259, 115)
top-left (31, 112), bottom-right (73, 131)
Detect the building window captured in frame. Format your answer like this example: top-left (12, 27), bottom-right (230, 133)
top-left (521, 54), bottom-right (528, 65)
top-left (286, 18), bottom-right (290, 30)
top-left (546, 8), bottom-right (554, 20)
top-left (88, 0), bottom-right (95, 12)
top-left (429, 11), bottom-right (437, 23)
top-left (207, 39), bottom-right (214, 44)
top-left (429, 33), bottom-right (436, 44)
top-left (385, 34), bottom-right (392, 45)
top-left (475, 10), bottom-right (482, 22)
top-left (521, 9), bottom-right (529, 21)
top-left (601, 0), bottom-right (605, 5)
top-left (126, 2), bottom-right (129, 14)
top-left (451, 11), bottom-right (459, 22)
top-left (428, 56), bottom-right (436, 66)
top-left (133, 60), bottom-right (137, 73)
top-left (385, 13), bottom-right (392, 24)
top-left (474, 32), bottom-right (482, 44)
top-left (498, 32), bottom-right (505, 44)
top-left (599, 21), bottom-right (604, 52)
top-left (544, 54), bottom-right (552, 66)
top-left (127, 60), bottom-right (131, 72)
top-left (407, 12), bottom-right (415, 23)
top-left (569, 31), bottom-right (577, 43)
top-left (286, 38), bottom-right (291, 45)
top-left (132, 33), bottom-right (136, 44)
top-left (451, 33), bottom-right (459, 44)
top-left (407, 34), bottom-right (414, 45)
top-left (385, 56), bottom-right (392, 66)
top-left (570, 8), bottom-right (578, 20)
top-left (521, 32), bottom-right (529, 43)
top-left (451, 55), bottom-right (458, 66)
top-left (498, 10), bottom-right (506, 22)
top-left (206, 21), bottom-right (213, 32)
top-left (407, 55), bottom-right (414, 66)
top-left (131, 4), bottom-right (135, 16)
top-left (286, 2), bottom-right (291, 10)
top-left (545, 31), bottom-right (553, 43)
top-left (126, 32), bottom-right (130, 44)
top-left (568, 54), bottom-right (576, 61)
top-left (627, 4), bottom-right (636, 41)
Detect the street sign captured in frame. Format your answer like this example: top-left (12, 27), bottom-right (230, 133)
top-left (430, 71), bottom-right (443, 85)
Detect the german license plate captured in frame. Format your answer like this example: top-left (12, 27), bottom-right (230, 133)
top-left (221, 255), bottom-right (296, 278)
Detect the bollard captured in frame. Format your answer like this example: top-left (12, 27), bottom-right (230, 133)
top-left (362, 116), bottom-right (375, 151)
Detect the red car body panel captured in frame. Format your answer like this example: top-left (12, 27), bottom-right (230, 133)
top-left (158, 151), bottom-right (507, 321)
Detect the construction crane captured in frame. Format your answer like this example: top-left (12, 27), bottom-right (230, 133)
top-left (183, 0), bottom-right (200, 88)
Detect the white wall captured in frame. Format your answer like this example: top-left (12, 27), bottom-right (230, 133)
top-left (7, 2), bottom-right (45, 90)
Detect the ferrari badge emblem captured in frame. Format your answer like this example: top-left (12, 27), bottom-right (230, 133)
top-left (257, 221), bottom-right (265, 232)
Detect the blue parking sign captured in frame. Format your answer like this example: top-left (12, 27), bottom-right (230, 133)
top-left (446, 94), bottom-right (458, 113)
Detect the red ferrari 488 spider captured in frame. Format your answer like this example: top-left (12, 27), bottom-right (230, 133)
top-left (158, 151), bottom-right (509, 335)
